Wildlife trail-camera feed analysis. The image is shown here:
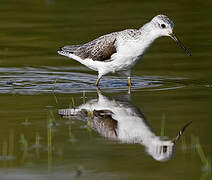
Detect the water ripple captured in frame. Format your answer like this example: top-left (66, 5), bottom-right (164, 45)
top-left (0, 66), bottom-right (186, 95)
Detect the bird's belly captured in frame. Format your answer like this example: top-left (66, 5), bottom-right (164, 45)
top-left (79, 58), bottom-right (99, 71)
top-left (109, 43), bottom-right (146, 72)
top-left (110, 54), bottom-right (142, 72)
top-left (78, 51), bottom-right (143, 75)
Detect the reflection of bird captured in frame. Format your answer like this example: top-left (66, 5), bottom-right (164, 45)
top-left (58, 14), bottom-right (191, 87)
top-left (59, 90), bottom-right (192, 161)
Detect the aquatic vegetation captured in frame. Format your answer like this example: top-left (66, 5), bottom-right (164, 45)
top-left (8, 129), bottom-right (14, 159)
top-left (21, 118), bottom-right (31, 126)
top-left (48, 111), bottom-right (58, 128)
top-left (19, 133), bottom-right (29, 161)
top-left (74, 165), bottom-right (84, 177)
top-left (195, 137), bottom-right (211, 172)
top-left (0, 141), bottom-right (8, 161)
top-left (160, 114), bottom-right (166, 137)
top-left (2, 141), bottom-right (8, 159)
top-left (47, 116), bottom-right (53, 171)
top-left (180, 136), bottom-right (187, 152)
top-left (68, 125), bottom-right (77, 143)
top-left (181, 135), bottom-right (211, 174)
top-left (81, 91), bottom-right (87, 104)
top-left (71, 97), bottom-right (75, 108)
top-left (32, 132), bottom-right (42, 158)
top-left (0, 130), bottom-right (15, 161)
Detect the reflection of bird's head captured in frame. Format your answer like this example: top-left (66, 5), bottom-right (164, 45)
top-left (147, 139), bottom-right (175, 162)
top-left (147, 121), bottom-right (192, 161)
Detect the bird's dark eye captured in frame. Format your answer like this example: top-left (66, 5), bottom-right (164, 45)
top-left (163, 146), bottom-right (167, 153)
top-left (161, 24), bottom-right (166, 28)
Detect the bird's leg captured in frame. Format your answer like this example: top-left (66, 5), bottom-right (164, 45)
top-left (95, 75), bottom-right (102, 86)
top-left (119, 70), bottom-right (131, 87)
top-left (128, 77), bottom-right (132, 87)
top-left (95, 78), bottom-right (100, 86)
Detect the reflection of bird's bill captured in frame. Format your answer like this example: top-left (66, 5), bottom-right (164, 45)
top-left (170, 33), bottom-right (191, 56)
top-left (172, 121), bottom-right (192, 144)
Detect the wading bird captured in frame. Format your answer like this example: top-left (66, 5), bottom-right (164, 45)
top-left (58, 15), bottom-right (191, 87)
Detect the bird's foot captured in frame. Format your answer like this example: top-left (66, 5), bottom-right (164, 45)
top-left (128, 77), bottom-right (132, 87)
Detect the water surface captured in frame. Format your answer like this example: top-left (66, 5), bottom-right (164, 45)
top-left (0, 0), bottom-right (211, 180)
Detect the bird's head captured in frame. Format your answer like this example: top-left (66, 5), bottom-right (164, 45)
top-left (152, 14), bottom-right (174, 37)
top-left (151, 14), bottom-right (191, 56)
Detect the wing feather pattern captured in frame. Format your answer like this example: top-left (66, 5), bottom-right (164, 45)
top-left (60, 33), bottom-right (117, 61)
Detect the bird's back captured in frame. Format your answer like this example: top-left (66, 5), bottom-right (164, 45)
top-left (60, 32), bottom-right (118, 61)
top-left (59, 29), bottom-right (143, 62)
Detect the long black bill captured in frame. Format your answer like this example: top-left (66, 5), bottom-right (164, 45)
top-left (172, 121), bottom-right (192, 144)
top-left (170, 33), bottom-right (191, 56)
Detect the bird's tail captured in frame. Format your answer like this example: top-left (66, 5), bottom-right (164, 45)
top-left (58, 45), bottom-right (82, 60)
top-left (60, 45), bottom-right (81, 53)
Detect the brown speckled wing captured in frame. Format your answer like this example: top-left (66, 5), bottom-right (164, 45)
top-left (74, 32), bottom-right (118, 61)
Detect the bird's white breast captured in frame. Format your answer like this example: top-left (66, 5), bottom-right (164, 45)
top-left (108, 38), bottom-right (153, 72)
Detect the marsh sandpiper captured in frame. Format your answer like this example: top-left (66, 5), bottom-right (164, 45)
top-left (58, 14), bottom-right (191, 87)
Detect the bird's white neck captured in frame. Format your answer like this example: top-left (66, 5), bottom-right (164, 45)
top-left (138, 22), bottom-right (161, 48)
top-left (140, 21), bottom-right (161, 38)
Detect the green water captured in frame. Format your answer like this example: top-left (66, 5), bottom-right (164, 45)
top-left (0, 0), bottom-right (211, 179)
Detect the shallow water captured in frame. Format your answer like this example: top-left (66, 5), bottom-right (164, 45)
top-left (0, 66), bottom-right (191, 94)
top-left (0, 0), bottom-right (212, 180)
